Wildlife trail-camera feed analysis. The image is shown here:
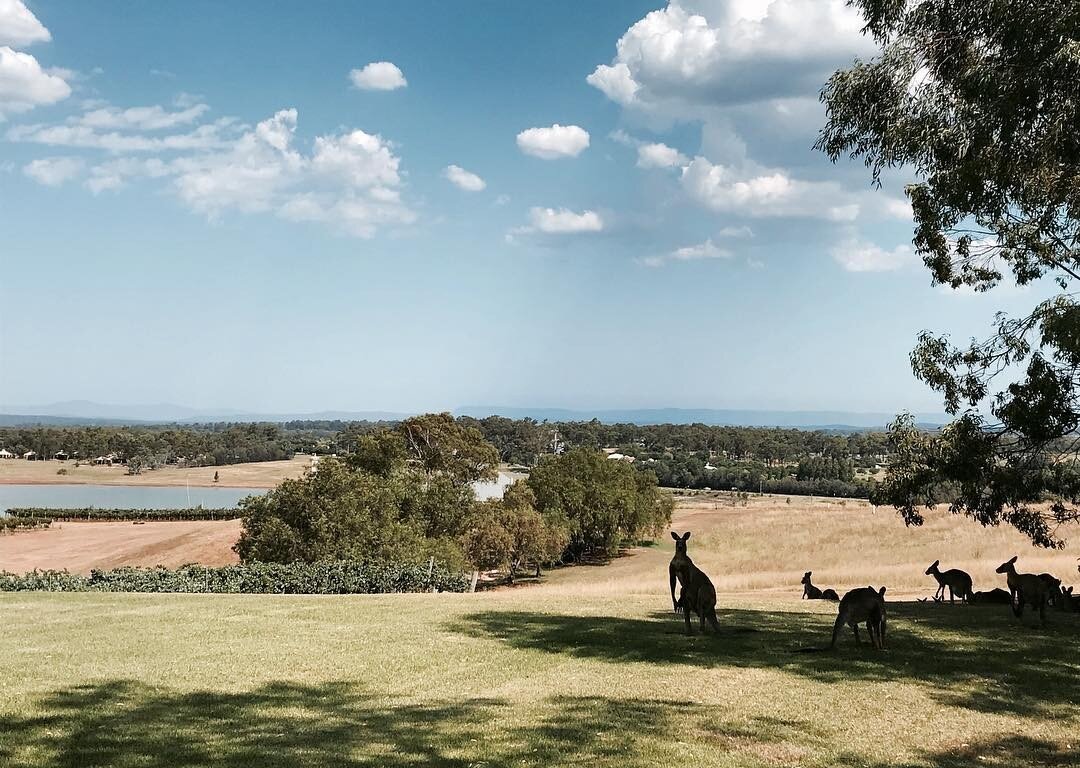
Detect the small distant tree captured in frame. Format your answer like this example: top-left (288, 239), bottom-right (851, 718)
top-left (213, 471), bottom-right (219, 483)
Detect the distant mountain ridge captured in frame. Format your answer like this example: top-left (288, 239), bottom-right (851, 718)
top-left (0, 401), bottom-right (949, 430)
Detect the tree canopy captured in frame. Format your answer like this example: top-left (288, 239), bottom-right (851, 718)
top-left (818, 0), bottom-right (1080, 546)
top-left (527, 447), bottom-right (672, 557)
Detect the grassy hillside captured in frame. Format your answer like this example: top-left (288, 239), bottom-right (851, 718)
top-left (2, 497), bottom-right (1078, 767)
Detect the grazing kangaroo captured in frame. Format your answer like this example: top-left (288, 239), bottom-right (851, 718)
top-left (925, 560), bottom-right (973, 604)
top-left (801, 571), bottom-right (840, 601)
top-left (669, 531), bottom-right (720, 635)
top-left (970, 588), bottom-right (1012, 605)
top-left (830, 586), bottom-right (887, 650)
top-left (995, 556), bottom-right (1049, 626)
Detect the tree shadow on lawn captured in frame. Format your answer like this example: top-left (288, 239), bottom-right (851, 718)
top-left (0, 680), bottom-right (825, 768)
top-left (449, 602), bottom-right (1080, 719)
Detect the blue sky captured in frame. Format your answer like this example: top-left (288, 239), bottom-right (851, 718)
top-left (0, 1), bottom-right (1044, 414)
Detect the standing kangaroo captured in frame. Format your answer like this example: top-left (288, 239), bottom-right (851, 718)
top-left (925, 560), bottom-right (973, 604)
top-left (1038, 573), bottom-right (1064, 608)
top-left (830, 586), bottom-right (887, 650)
top-left (801, 571), bottom-right (839, 601)
top-left (669, 531), bottom-right (720, 635)
top-left (995, 556), bottom-right (1049, 626)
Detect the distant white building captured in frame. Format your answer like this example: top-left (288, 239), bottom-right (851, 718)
top-left (0, 449), bottom-right (14, 459)
top-left (22, 451), bottom-right (37, 460)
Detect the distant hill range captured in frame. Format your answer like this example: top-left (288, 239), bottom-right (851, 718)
top-left (0, 401), bottom-right (949, 431)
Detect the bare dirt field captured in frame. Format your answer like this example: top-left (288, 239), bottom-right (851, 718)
top-left (0, 519), bottom-right (242, 574)
top-left (0, 456), bottom-right (311, 488)
top-left (4, 493), bottom-right (1077, 598)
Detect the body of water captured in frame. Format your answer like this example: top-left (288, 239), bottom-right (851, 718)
top-left (0, 470), bottom-right (525, 513)
top-left (0, 485), bottom-right (266, 513)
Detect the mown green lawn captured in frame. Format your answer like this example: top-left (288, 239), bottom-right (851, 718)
top-left (1, 591), bottom-right (1077, 767)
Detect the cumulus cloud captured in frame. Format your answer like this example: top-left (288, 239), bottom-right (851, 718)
top-left (516, 124), bottom-right (589, 159)
top-left (0, 0), bottom-right (50, 47)
top-left (831, 238), bottom-right (917, 272)
top-left (641, 238), bottom-right (732, 267)
top-left (637, 142), bottom-right (688, 169)
top-left (587, 1), bottom-right (872, 111)
top-left (17, 105), bottom-right (417, 237)
top-left (0, 45), bottom-right (70, 116)
top-left (681, 156), bottom-right (864, 221)
top-left (349, 61), bottom-right (407, 91)
top-left (510, 207), bottom-right (603, 238)
top-left (23, 155), bottom-right (81, 186)
top-left (442, 164), bottom-right (485, 192)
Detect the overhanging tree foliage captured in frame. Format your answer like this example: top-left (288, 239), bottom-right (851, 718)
top-left (817, 0), bottom-right (1080, 546)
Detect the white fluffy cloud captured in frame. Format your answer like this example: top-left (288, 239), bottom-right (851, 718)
top-left (681, 156), bottom-right (849, 219)
top-left (349, 61), bottom-right (407, 91)
top-left (23, 155), bottom-right (81, 186)
top-left (516, 124), bottom-right (589, 159)
top-left (0, 45), bottom-right (69, 116)
top-left (831, 238), bottom-right (917, 272)
top-left (0, 0), bottom-right (50, 47)
top-left (637, 142), bottom-right (687, 169)
top-left (588, 1), bottom-right (872, 110)
top-left (17, 105), bottom-right (417, 237)
top-left (511, 207), bottom-right (603, 238)
top-left (642, 238), bottom-right (731, 267)
top-left (442, 164), bottom-right (485, 192)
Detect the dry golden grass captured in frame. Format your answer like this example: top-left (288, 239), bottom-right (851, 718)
top-left (0, 456), bottom-right (311, 488)
top-left (538, 493), bottom-right (1080, 601)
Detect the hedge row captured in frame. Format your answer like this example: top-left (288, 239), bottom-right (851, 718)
top-left (0, 516), bottom-right (52, 531)
top-left (6, 507), bottom-right (239, 522)
top-left (0, 561), bottom-right (471, 594)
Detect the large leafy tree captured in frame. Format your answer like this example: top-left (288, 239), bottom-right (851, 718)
top-left (817, 0), bottom-right (1080, 546)
top-left (528, 448), bottom-right (672, 557)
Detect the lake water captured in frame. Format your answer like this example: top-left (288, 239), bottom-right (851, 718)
top-left (0, 485), bottom-right (266, 513)
top-left (0, 471), bottom-right (524, 513)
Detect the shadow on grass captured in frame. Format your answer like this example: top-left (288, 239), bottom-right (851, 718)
top-left (0, 680), bottom-right (830, 768)
top-left (448, 602), bottom-right (1080, 719)
top-left (3, 680), bottom-right (1076, 767)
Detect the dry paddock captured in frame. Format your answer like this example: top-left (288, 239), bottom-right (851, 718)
top-left (2, 494), bottom-right (1077, 601)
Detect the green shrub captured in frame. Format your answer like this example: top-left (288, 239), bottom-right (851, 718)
top-left (0, 561), bottom-right (469, 594)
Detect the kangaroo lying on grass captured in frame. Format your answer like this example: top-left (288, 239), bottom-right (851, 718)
top-left (925, 559), bottom-right (973, 604)
top-left (801, 571), bottom-right (839, 601)
top-left (970, 588), bottom-right (1012, 605)
top-left (996, 556), bottom-right (1049, 626)
top-left (669, 531), bottom-right (720, 635)
top-left (829, 586), bottom-right (887, 650)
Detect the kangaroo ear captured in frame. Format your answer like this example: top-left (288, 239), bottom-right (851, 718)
top-left (671, 531), bottom-right (680, 541)
top-left (683, 532), bottom-right (692, 541)
top-left (880, 586), bottom-right (887, 596)
top-left (1009, 555), bottom-right (1018, 564)
top-left (931, 560), bottom-right (939, 569)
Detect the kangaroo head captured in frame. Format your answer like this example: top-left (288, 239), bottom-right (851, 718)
top-left (925, 559), bottom-right (939, 575)
top-left (802, 571), bottom-right (812, 585)
top-left (995, 555), bottom-right (1018, 574)
top-left (670, 530), bottom-right (691, 555)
